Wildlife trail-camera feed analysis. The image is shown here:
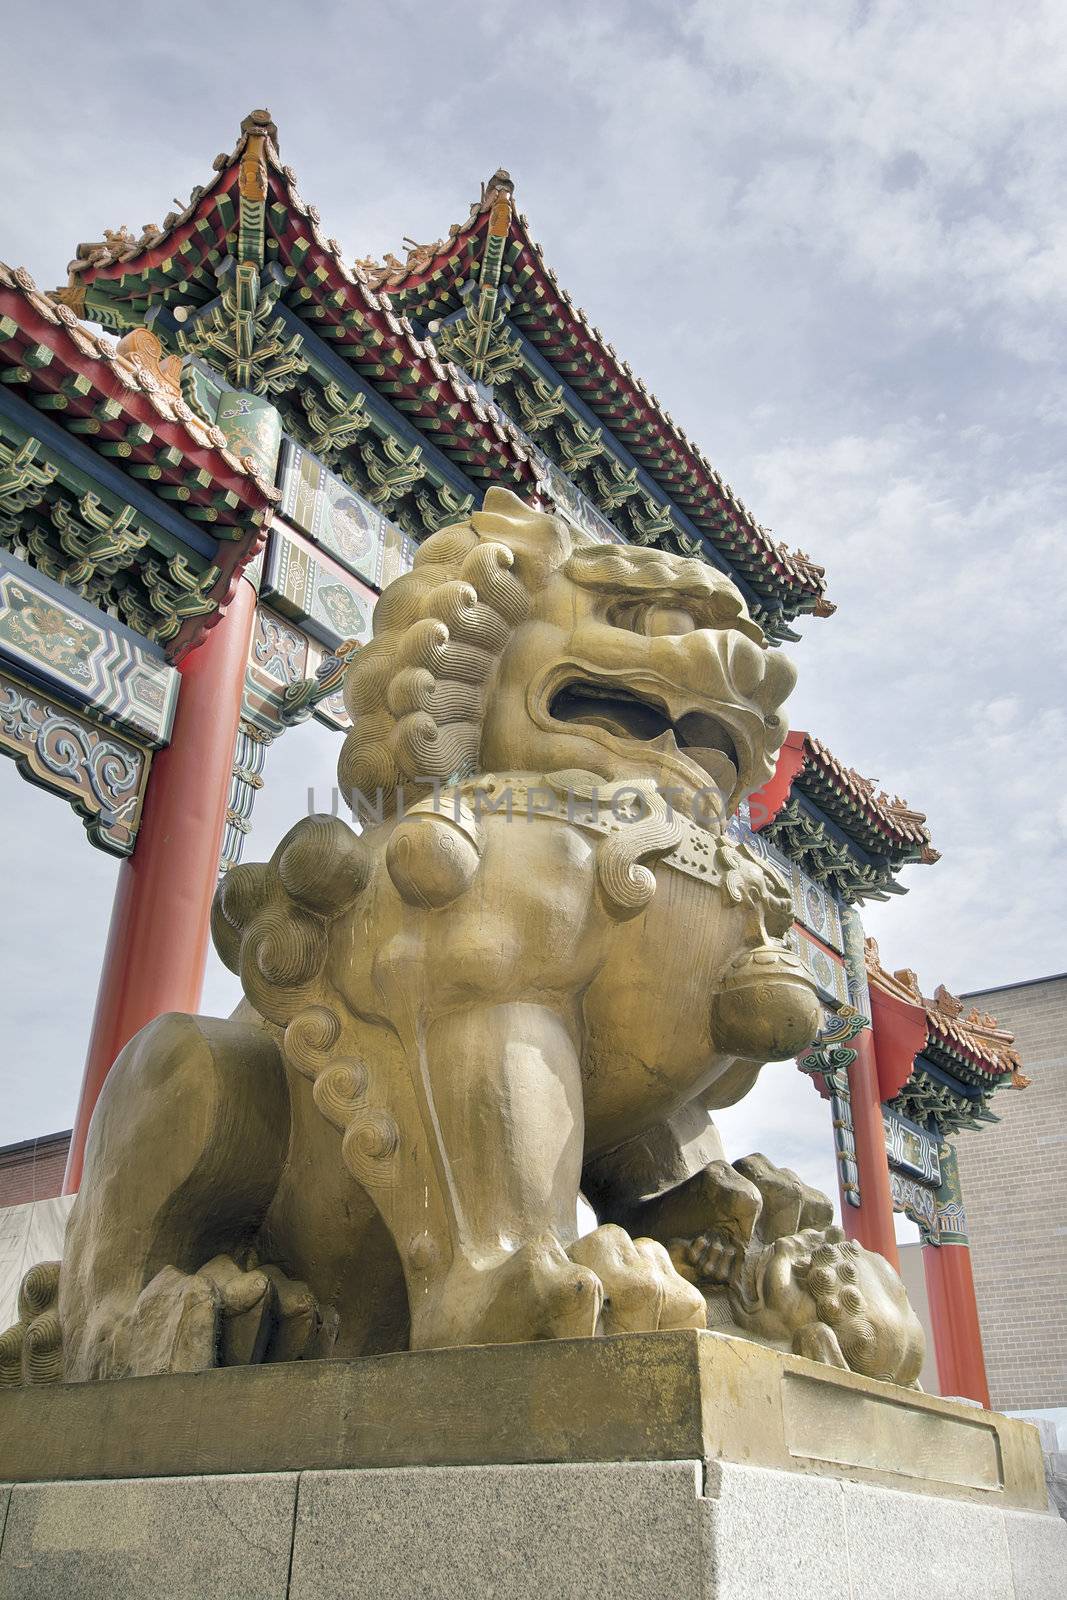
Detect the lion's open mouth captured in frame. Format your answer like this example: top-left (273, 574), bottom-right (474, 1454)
top-left (549, 680), bottom-right (740, 791)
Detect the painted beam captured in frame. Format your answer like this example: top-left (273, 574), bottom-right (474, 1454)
top-left (0, 387), bottom-right (217, 563)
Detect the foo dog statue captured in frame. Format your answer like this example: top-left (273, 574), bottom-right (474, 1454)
top-left (1, 489), bottom-right (923, 1389)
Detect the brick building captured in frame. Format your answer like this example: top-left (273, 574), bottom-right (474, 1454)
top-left (0, 1132), bottom-right (71, 1210)
top-left (954, 973), bottom-right (1067, 1432)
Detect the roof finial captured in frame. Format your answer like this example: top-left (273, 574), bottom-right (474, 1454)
top-left (240, 108), bottom-right (279, 151)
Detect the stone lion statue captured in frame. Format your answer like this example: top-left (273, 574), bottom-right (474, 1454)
top-left (1, 489), bottom-right (923, 1389)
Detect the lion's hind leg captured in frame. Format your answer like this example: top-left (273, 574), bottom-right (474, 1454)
top-left (58, 1011), bottom-right (292, 1381)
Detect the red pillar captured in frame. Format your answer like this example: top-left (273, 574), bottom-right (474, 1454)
top-left (840, 1028), bottom-right (900, 1271)
top-left (62, 578), bottom-right (256, 1193)
top-left (922, 1243), bottom-right (991, 1406)
top-left (840, 978), bottom-right (927, 1268)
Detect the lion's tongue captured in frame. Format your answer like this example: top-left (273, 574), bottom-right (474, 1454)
top-left (646, 729), bottom-right (737, 792)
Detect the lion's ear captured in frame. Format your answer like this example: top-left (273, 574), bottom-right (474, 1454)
top-left (475, 486), bottom-right (534, 525)
top-left (472, 488), bottom-right (571, 587)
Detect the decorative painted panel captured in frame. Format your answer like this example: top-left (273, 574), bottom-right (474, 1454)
top-left (214, 391), bottom-right (282, 484)
top-left (889, 1171), bottom-right (937, 1240)
top-left (759, 834), bottom-right (845, 957)
top-left (932, 1144), bottom-right (969, 1245)
top-left (0, 664), bottom-right (150, 854)
top-left (888, 1140), bottom-right (967, 1246)
top-left (276, 439), bottom-right (415, 587)
top-left (786, 860), bottom-right (844, 954)
top-left (243, 603), bottom-right (354, 740)
top-left (883, 1106), bottom-right (941, 1185)
top-left (243, 604), bottom-right (312, 733)
top-left (262, 526), bottom-right (376, 650)
top-left (0, 552), bottom-right (177, 747)
top-left (786, 925), bottom-right (850, 1006)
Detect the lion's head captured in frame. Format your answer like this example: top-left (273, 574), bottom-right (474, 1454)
top-left (340, 488), bottom-right (796, 825)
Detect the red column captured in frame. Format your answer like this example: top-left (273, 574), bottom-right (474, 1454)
top-left (840, 1028), bottom-right (900, 1270)
top-left (62, 578), bottom-right (256, 1193)
top-left (840, 979), bottom-right (928, 1268)
top-left (922, 1243), bottom-right (991, 1406)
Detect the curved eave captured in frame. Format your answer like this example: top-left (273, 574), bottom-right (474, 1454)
top-left (64, 168), bottom-right (241, 317)
top-left (66, 127), bottom-right (827, 613)
top-left (796, 736), bottom-right (937, 864)
top-left (0, 264), bottom-right (277, 659)
top-left (379, 201), bottom-right (830, 615)
top-left (924, 1017), bottom-right (1020, 1084)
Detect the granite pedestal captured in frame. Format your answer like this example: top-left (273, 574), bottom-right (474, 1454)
top-left (1, 1330), bottom-right (1063, 1598)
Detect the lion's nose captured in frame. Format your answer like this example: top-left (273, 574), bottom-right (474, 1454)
top-left (752, 649), bottom-right (797, 713)
top-left (726, 633), bottom-right (765, 697)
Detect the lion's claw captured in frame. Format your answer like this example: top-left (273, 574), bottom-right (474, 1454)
top-left (685, 1231), bottom-right (739, 1286)
top-left (569, 1225), bottom-right (706, 1334)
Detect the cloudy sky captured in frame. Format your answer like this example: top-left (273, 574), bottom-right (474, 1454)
top-left (2, 2), bottom-right (1064, 1215)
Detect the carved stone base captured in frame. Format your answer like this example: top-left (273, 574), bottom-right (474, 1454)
top-left (1, 1332), bottom-right (1063, 1598)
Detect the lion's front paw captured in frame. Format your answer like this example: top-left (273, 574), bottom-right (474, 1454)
top-left (569, 1225), bottom-right (707, 1334)
top-left (196, 1256), bottom-right (325, 1366)
top-left (418, 1225), bottom-right (706, 1350)
top-left (476, 1233), bottom-right (604, 1345)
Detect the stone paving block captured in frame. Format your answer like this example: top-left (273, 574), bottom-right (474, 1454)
top-left (289, 1460), bottom-right (705, 1600)
top-left (841, 1479), bottom-right (1013, 1600)
top-left (700, 1460), bottom-right (850, 1600)
top-left (1002, 1504), bottom-right (1067, 1600)
top-left (0, 1472), bottom-right (298, 1600)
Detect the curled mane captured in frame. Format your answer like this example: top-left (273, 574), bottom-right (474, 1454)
top-left (338, 490), bottom-right (568, 816)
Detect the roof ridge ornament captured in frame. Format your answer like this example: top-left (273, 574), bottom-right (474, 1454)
top-left (932, 982), bottom-right (963, 1018)
top-left (239, 108), bottom-right (279, 152)
top-left (114, 327), bottom-right (182, 398)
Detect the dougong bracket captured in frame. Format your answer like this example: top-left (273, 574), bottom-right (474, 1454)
top-left (178, 259), bottom-right (308, 398)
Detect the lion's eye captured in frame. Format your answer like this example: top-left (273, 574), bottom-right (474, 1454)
top-left (647, 606), bottom-right (696, 637)
top-left (608, 601), bottom-right (696, 636)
